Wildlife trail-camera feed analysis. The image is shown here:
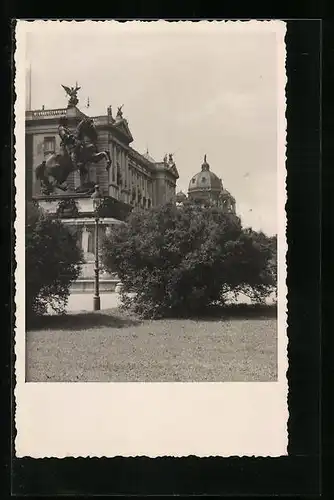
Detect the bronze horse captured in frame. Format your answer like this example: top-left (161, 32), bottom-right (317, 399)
top-left (35, 118), bottom-right (111, 195)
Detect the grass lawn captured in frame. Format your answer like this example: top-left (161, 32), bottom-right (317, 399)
top-left (26, 306), bottom-right (277, 382)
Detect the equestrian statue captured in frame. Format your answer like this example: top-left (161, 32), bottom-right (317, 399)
top-left (35, 115), bottom-right (112, 195)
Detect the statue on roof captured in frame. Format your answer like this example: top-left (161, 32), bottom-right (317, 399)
top-left (168, 153), bottom-right (174, 163)
top-left (202, 154), bottom-right (210, 171)
top-left (116, 104), bottom-right (124, 119)
top-left (61, 83), bottom-right (81, 107)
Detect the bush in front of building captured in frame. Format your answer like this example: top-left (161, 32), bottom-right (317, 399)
top-left (101, 202), bottom-right (276, 319)
top-left (219, 231), bottom-right (277, 305)
top-left (26, 202), bottom-right (84, 322)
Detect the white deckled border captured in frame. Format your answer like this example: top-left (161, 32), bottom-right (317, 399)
top-left (14, 19), bottom-right (288, 458)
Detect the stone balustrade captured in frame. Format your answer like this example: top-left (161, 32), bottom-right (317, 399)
top-left (26, 108), bottom-right (68, 120)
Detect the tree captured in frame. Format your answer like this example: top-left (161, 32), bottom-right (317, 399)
top-left (26, 202), bottom-right (84, 320)
top-left (101, 202), bottom-right (276, 318)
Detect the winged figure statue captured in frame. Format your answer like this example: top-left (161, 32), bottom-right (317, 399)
top-left (61, 83), bottom-right (81, 107)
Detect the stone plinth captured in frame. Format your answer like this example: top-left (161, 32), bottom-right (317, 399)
top-left (60, 218), bottom-right (122, 283)
top-left (70, 279), bottom-right (120, 293)
top-left (35, 194), bottom-right (97, 216)
top-left (34, 194), bottom-right (125, 292)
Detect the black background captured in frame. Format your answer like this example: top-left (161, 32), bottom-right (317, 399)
top-left (2, 17), bottom-right (326, 497)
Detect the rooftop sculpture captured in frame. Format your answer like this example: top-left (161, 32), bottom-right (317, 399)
top-left (61, 83), bottom-right (81, 108)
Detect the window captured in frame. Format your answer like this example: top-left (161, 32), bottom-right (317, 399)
top-left (202, 177), bottom-right (206, 183)
top-left (44, 137), bottom-right (55, 156)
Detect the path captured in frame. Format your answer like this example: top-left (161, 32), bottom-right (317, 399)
top-left (65, 291), bottom-right (275, 313)
top-left (66, 292), bottom-right (121, 312)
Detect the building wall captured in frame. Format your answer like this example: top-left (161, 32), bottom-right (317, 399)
top-left (30, 131), bottom-right (65, 196)
top-left (128, 154), bottom-right (154, 209)
top-left (152, 167), bottom-right (177, 206)
top-left (153, 173), bottom-right (166, 205)
top-left (25, 108), bottom-right (178, 207)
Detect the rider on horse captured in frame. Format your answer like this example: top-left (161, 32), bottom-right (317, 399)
top-left (35, 115), bottom-right (111, 195)
top-left (58, 116), bottom-right (84, 170)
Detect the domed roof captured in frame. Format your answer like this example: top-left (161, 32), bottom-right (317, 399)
top-left (188, 155), bottom-right (222, 194)
top-left (175, 191), bottom-right (187, 203)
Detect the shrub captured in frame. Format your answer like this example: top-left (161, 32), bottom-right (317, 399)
top-left (26, 202), bottom-right (84, 320)
top-left (101, 202), bottom-right (276, 318)
top-left (220, 230), bottom-right (277, 304)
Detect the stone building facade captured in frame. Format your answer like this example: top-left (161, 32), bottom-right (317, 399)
top-left (25, 101), bottom-right (179, 291)
top-left (25, 105), bottom-right (179, 206)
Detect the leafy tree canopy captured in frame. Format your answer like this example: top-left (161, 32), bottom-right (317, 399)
top-left (101, 203), bottom-right (276, 318)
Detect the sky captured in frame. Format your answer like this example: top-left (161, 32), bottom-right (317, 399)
top-left (23, 20), bottom-right (285, 236)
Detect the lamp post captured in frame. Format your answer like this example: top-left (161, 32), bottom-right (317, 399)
top-left (91, 185), bottom-right (103, 311)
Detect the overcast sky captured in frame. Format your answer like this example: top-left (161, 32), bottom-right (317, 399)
top-left (23, 21), bottom-right (284, 236)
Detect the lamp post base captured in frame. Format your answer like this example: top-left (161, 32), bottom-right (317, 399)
top-left (93, 295), bottom-right (101, 311)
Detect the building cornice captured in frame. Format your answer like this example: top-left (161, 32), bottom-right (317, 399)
top-left (26, 106), bottom-right (87, 124)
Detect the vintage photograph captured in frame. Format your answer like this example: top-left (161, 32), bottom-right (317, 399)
top-left (15, 20), bottom-right (287, 458)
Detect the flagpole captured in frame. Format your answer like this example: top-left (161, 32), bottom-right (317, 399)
top-left (26, 32), bottom-right (32, 111)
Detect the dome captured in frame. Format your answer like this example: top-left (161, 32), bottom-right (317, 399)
top-left (188, 155), bottom-right (222, 195)
top-left (175, 191), bottom-right (187, 203)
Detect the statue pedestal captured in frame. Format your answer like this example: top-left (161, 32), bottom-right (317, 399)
top-left (33, 193), bottom-right (126, 292)
top-left (34, 193), bottom-right (96, 216)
